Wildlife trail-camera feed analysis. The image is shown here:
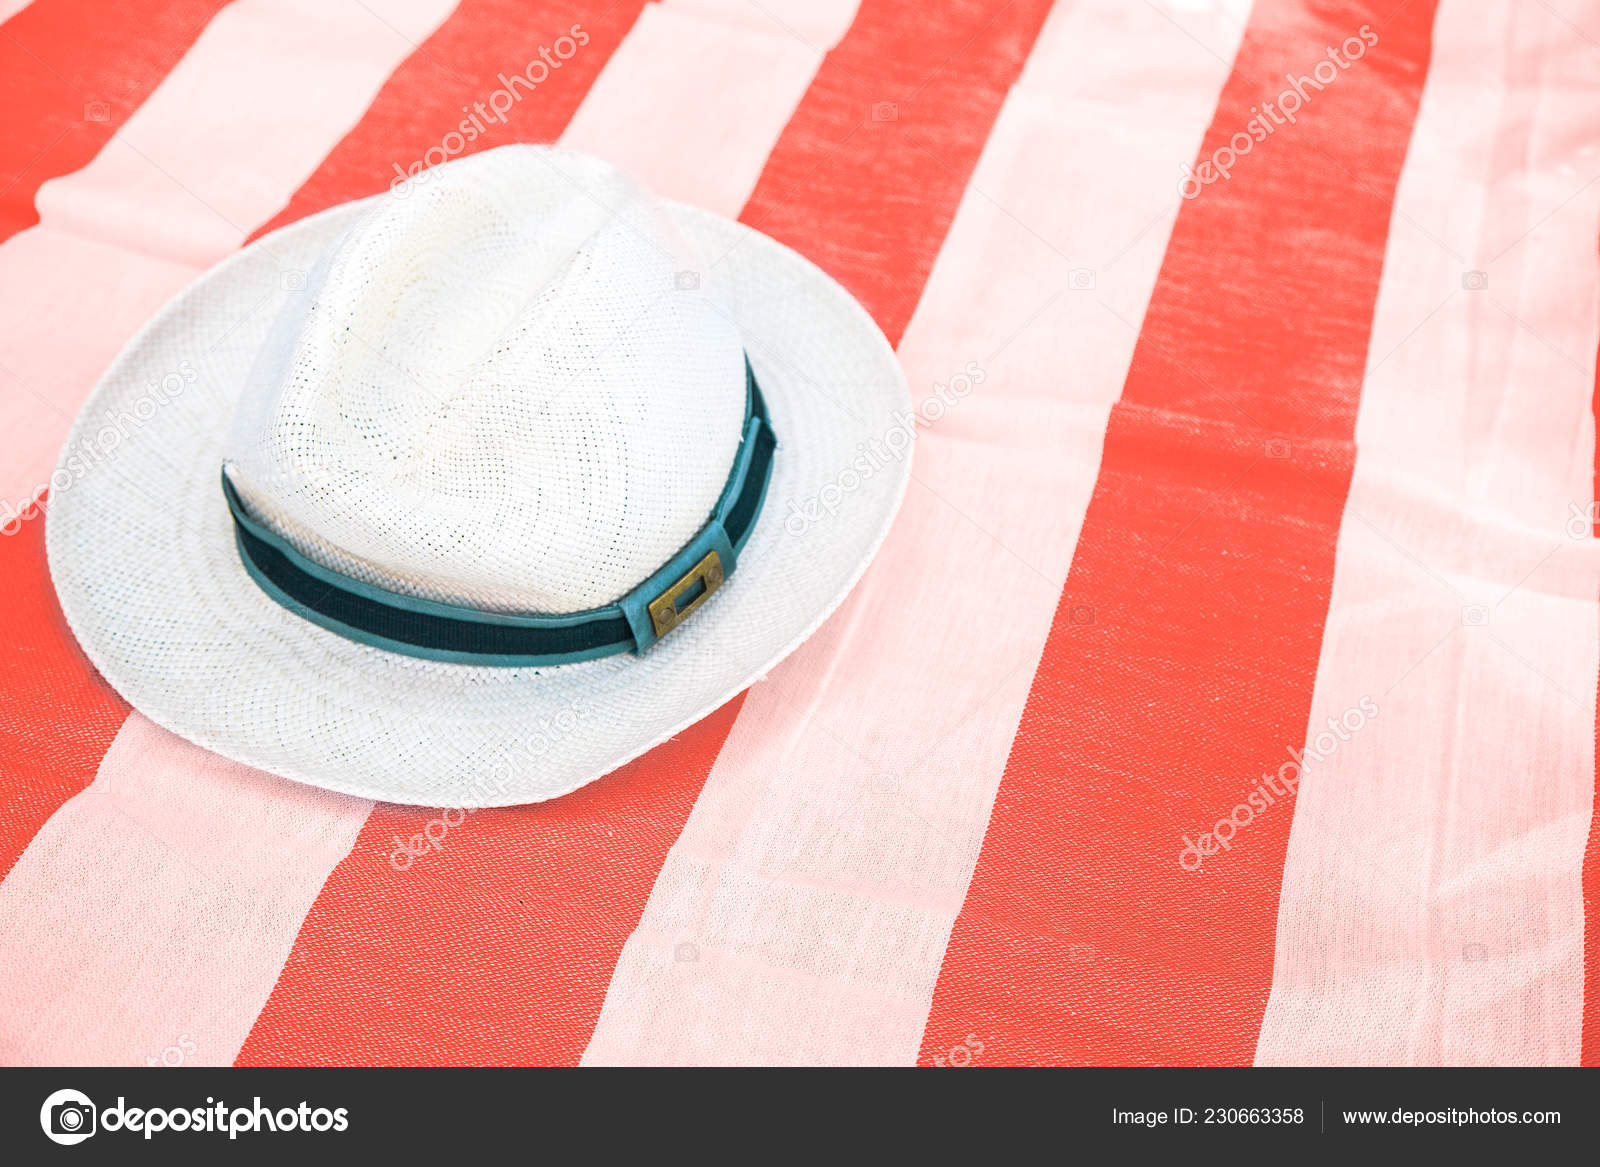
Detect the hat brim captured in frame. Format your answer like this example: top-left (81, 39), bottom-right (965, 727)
top-left (46, 197), bottom-right (911, 806)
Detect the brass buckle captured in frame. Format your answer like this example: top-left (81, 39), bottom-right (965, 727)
top-left (647, 549), bottom-right (724, 639)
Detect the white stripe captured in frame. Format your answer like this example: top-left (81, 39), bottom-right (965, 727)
top-left (559, 0), bottom-right (858, 216)
top-left (582, 0), bottom-right (1254, 1065)
top-left (1257, 0), bottom-right (1600, 1065)
top-left (0, 716), bottom-right (369, 1064)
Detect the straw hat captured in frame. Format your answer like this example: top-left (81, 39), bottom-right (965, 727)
top-left (46, 145), bottom-right (910, 806)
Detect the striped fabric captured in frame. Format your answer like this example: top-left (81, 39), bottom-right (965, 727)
top-left (1, 0), bottom-right (1597, 1066)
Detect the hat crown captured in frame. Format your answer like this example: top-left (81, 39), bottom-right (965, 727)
top-left (223, 145), bottom-right (747, 615)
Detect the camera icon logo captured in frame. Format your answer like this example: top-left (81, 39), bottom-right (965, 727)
top-left (40, 1088), bottom-right (96, 1146)
top-left (674, 270), bottom-right (699, 291)
top-left (871, 101), bottom-right (897, 122)
top-left (1462, 270), bottom-right (1488, 291)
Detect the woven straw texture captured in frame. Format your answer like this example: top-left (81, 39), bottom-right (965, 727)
top-left (226, 148), bottom-right (749, 613)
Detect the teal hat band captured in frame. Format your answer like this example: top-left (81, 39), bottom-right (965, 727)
top-left (223, 358), bottom-right (776, 666)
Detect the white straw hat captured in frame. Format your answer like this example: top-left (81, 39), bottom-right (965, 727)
top-left (46, 145), bottom-right (910, 806)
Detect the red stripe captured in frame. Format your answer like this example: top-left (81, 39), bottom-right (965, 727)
top-left (0, 0), bottom-right (229, 246)
top-left (920, 0), bottom-right (1438, 1065)
top-left (237, 701), bottom-right (743, 1066)
top-left (738, 0), bottom-right (1052, 347)
top-left (239, 0), bottom-right (1054, 1066)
